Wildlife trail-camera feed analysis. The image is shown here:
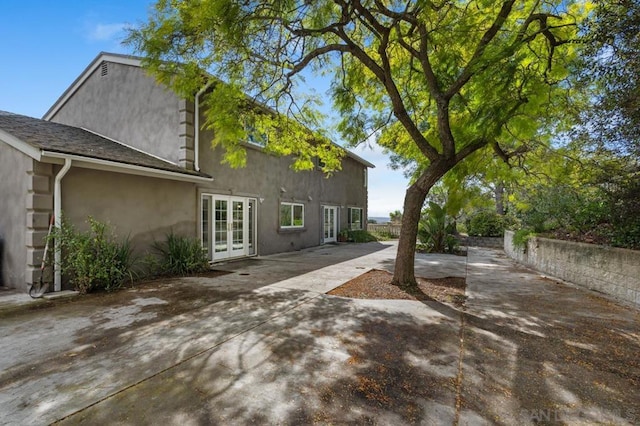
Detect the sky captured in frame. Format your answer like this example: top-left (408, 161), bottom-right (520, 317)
top-left (0, 1), bottom-right (409, 218)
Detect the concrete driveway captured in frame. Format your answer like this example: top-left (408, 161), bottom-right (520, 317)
top-left (0, 242), bottom-right (638, 425)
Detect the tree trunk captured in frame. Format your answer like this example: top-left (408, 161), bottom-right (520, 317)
top-left (392, 185), bottom-right (426, 288)
top-left (392, 161), bottom-right (450, 289)
top-left (495, 181), bottom-right (505, 215)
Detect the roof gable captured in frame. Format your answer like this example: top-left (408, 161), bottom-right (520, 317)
top-left (43, 52), bottom-right (142, 121)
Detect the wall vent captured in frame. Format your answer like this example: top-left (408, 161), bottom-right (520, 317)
top-left (100, 61), bottom-right (108, 77)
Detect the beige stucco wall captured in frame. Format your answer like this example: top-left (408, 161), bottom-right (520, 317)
top-left (47, 57), bottom-right (370, 260)
top-left (49, 61), bottom-right (182, 165)
top-left (0, 143), bottom-right (30, 288)
top-left (504, 230), bottom-right (640, 307)
top-left (197, 134), bottom-right (369, 255)
top-left (61, 167), bottom-right (197, 263)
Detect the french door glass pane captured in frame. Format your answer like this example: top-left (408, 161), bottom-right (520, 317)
top-left (215, 200), bottom-right (228, 253)
top-left (329, 209), bottom-right (335, 238)
top-left (232, 201), bottom-right (244, 250)
top-left (248, 200), bottom-right (255, 255)
top-left (202, 197), bottom-right (210, 259)
top-left (324, 208), bottom-right (330, 239)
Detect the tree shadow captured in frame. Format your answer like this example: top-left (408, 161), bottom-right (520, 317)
top-left (5, 243), bottom-right (639, 425)
top-left (456, 250), bottom-right (640, 425)
top-left (53, 288), bottom-right (464, 425)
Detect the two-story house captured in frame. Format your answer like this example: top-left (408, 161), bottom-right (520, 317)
top-left (0, 52), bottom-right (373, 293)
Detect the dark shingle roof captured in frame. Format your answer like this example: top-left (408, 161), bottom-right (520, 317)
top-left (0, 111), bottom-right (209, 178)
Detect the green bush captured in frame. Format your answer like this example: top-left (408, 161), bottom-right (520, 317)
top-left (467, 210), bottom-right (505, 237)
top-left (418, 202), bottom-right (458, 253)
top-left (345, 229), bottom-right (379, 243)
top-left (512, 229), bottom-right (535, 251)
top-left (49, 217), bottom-right (135, 294)
top-left (369, 230), bottom-right (395, 241)
top-left (152, 233), bottom-right (209, 276)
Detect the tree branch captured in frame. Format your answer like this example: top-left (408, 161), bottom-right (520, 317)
top-left (455, 138), bottom-right (489, 163)
top-left (445, 0), bottom-right (517, 99)
top-left (285, 43), bottom-right (352, 78)
top-left (333, 1), bottom-right (441, 162)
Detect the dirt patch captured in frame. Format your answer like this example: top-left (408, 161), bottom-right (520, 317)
top-left (328, 269), bottom-right (466, 306)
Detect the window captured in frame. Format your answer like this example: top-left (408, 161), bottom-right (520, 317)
top-left (280, 202), bottom-right (304, 228)
top-left (348, 207), bottom-right (363, 230)
top-left (317, 157), bottom-right (326, 171)
top-left (244, 117), bottom-right (268, 146)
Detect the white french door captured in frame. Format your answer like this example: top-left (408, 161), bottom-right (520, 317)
top-left (323, 206), bottom-right (338, 243)
top-left (202, 195), bottom-right (256, 261)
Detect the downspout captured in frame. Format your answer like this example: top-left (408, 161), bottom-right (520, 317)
top-left (54, 158), bottom-right (72, 292)
top-left (194, 81), bottom-right (214, 172)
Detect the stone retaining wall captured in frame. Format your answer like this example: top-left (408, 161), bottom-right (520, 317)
top-left (504, 230), bottom-right (640, 307)
top-left (458, 236), bottom-right (504, 248)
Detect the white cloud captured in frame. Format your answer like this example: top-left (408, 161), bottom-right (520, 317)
top-left (87, 23), bottom-right (128, 41)
top-left (353, 142), bottom-right (409, 218)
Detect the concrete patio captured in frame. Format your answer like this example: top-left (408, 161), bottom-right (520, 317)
top-left (0, 241), bottom-right (638, 425)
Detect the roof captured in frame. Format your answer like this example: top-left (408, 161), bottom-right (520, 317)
top-left (44, 52), bottom-right (375, 169)
top-left (0, 111), bottom-right (212, 181)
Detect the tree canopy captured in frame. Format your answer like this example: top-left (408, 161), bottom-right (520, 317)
top-left (129, 0), bottom-right (590, 286)
top-left (577, 0), bottom-right (640, 155)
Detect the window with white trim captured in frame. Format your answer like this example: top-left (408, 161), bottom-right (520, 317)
top-left (244, 117), bottom-right (268, 147)
top-left (280, 202), bottom-right (304, 228)
top-left (348, 207), bottom-right (363, 230)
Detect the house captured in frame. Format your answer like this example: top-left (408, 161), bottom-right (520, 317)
top-left (0, 52), bottom-right (373, 293)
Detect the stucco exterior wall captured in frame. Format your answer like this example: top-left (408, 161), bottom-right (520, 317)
top-left (0, 143), bottom-right (29, 288)
top-left (46, 56), bottom-right (370, 262)
top-left (504, 230), bottom-right (640, 307)
top-left (197, 133), bottom-right (368, 255)
top-left (48, 61), bottom-right (182, 165)
top-left (61, 167), bottom-right (197, 264)
top-left (0, 144), bottom-right (53, 291)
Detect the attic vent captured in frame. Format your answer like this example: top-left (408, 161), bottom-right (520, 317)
top-left (100, 61), bottom-right (108, 77)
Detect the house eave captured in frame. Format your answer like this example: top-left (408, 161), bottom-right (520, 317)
top-left (345, 151), bottom-right (375, 168)
top-left (41, 151), bottom-right (213, 183)
top-left (0, 128), bottom-right (42, 161)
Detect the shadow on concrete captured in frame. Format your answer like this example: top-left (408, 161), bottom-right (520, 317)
top-left (54, 288), bottom-right (462, 424)
top-left (2, 243), bottom-right (639, 425)
top-left (456, 249), bottom-right (640, 425)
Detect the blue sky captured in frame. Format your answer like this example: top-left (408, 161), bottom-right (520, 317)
top-left (0, 1), bottom-right (408, 217)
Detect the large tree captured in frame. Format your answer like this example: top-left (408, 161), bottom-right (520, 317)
top-left (579, 0), bottom-right (640, 155)
top-left (129, 0), bottom-right (586, 289)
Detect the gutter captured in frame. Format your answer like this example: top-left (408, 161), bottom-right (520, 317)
top-left (41, 151), bottom-right (213, 183)
top-left (194, 81), bottom-right (214, 172)
top-left (54, 158), bottom-right (72, 292)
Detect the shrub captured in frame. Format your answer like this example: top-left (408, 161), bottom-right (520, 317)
top-left (49, 217), bottom-right (135, 294)
top-left (152, 233), bottom-right (209, 276)
top-left (512, 229), bottom-right (535, 251)
top-left (345, 230), bottom-right (378, 243)
top-left (467, 210), bottom-right (505, 237)
top-left (369, 229), bottom-right (395, 241)
top-left (418, 202), bottom-right (458, 253)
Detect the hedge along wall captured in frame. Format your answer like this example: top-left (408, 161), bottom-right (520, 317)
top-left (504, 230), bottom-right (640, 307)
